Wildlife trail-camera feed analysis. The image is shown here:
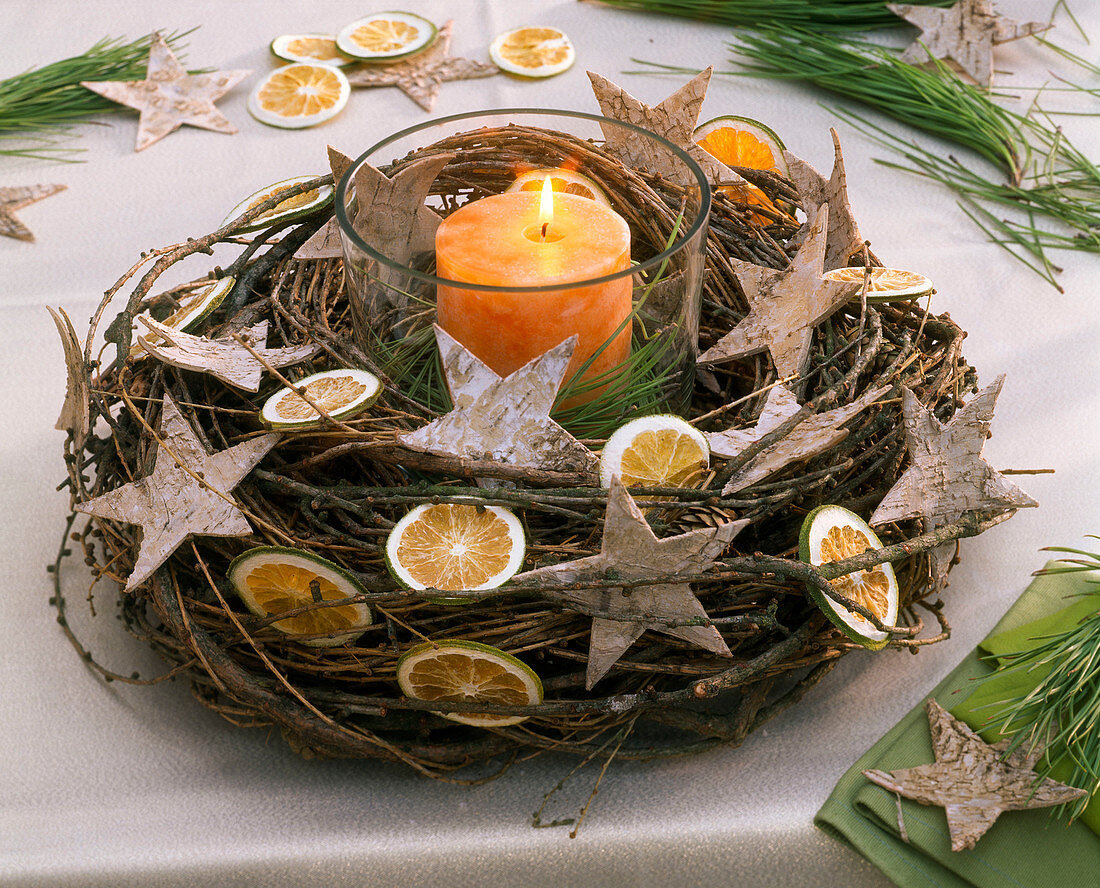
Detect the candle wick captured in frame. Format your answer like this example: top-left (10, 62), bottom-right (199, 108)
top-left (541, 221), bottom-right (549, 240)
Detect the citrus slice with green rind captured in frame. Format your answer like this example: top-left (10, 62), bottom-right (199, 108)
top-left (489, 26), bottom-right (575, 78)
top-left (823, 267), bottom-right (933, 303)
top-left (228, 546), bottom-right (372, 647)
top-left (260, 368), bottom-right (382, 429)
top-left (335, 12), bottom-right (437, 61)
top-left (694, 115), bottom-right (791, 223)
top-left (599, 415), bottom-right (709, 489)
top-left (386, 503), bottom-right (526, 598)
top-left (270, 33), bottom-right (353, 67)
top-left (221, 176), bottom-right (334, 234)
top-left (506, 168), bottom-right (611, 206)
top-left (247, 63), bottom-right (350, 129)
top-left (799, 504), bottom-right (899, 650)
top-left (130, 276), bottom-right (235, 358)
top-left (396, 639), bottom-right (543, 726)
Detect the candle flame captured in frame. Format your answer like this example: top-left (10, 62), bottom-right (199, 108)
top-left (539, 175), bottom-right (554, 228)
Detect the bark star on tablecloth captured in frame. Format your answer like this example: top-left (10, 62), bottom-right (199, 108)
top-left (0, 184), bottom-right (66, 242)
top-left (588, 68), bottom-right (746, 190)
top-left (75, 393), bottom-right (279, 591)
top-left (863, 699), bottom-right (1086, 852)
top-left (136, 317), bottom-right (317, 392)
top-left (697, 204), bottom-right (859, 378)
top-left (401, 326), bottom-right (599, 480)
top-left (708, 384), bottom-right (892, 494)
top-left (516, 476), bottom-right (747, 689)
top-left (784, 129), bottom-right (872, 271)
top-left (870, 376), bottom-right (1037, 587)
top-left (294, 146), bottom-right (355, 260)
top-left (887, 0), bottom-right (1050, 86)
top-left (345, 20), bottom-right (497, 112)
top-left (81, 33), bottom-right (250, 152)
top-left (49, 306), bottom-right (90, 449)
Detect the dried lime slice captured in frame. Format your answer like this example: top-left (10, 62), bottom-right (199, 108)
top-left (823, 267), bottom-right (933, 303)
top-left (228, 546), bottom-right (372, 647)
top-left (397, 639), bottom-right (543, 726)
top-left (799, 504), bottom-right (899, 650)
top-left (130, 276), bottom-right (235, 359)
top-left (269, 33), bottom-right (353, 67)
top-left (221, 176), bottom-right (333, 234)
top-left (335, 12), bottom-right (437, 61)
top-left (386, 503), bottom-right (526, 598)
top-left (489, 26), bottom-right (575, 78)
top-left (261, 368), bottom-right (382, 429)
top-left (599, 414), bottom-right (709, 489)
top-left (506, 168), bottom-right (611, 206)
top-left (247, 63), bottom-right (350, 129)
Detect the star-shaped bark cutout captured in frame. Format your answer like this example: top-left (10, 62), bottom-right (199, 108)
top-left (708, 384), bottom-right (891, 493)
top-left (888, 0), bottom-right (1050, 86)
top-left (82, 34), bottom-right (250, 151)
top-left (345, 21), bottom-right (497, 112)
top-left (401, 326), bottom-right (598, 481)
top-left (137, 317), bottom-right (317, 392)
top-left (294, 146), bottom-right (354, 261)
top-left (49, 306), bottom-right (90, 449)
top-left (75, 393), bottom-right (279, 591)
top-left (784, 129), bottom-right (872, 271)
top-left (698, 205), bottom-right (859, 378)
top-left (517, 477), bottom-right (747, 689)
top-left (588, 68), bottom-right (746, 190)
top-left (344, 152), bottom-right (453, 266)
top-left (1, 184), bottom-right (66, 242)
top-left (864, 700), bottom-right (1086, 851)
top-left (871, 376), bottom-right (1037, 528)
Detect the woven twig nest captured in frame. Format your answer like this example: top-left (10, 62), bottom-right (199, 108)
top-left (57, 126), bottom-right (996, 778)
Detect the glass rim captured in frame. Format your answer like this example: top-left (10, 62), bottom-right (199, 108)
top-left (334, 107), bottom-right (712, 294)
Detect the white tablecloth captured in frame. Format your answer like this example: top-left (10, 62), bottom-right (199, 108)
top-left (2, 2), bottom-right (1097, 885)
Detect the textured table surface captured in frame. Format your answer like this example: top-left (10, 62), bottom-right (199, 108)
top-left (2, 1), bottom-right (1097, 885)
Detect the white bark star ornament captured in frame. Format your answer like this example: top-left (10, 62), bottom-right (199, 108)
top-left (0, 184), bottom-right (66, 242)
top-left (864, 700), bottom-right (1086, 851)
top-left (294, 146), bottom-right (355, 261)
top-left (136, 317), bottom-right (317, 392)
top-left (400, 326), bottom-right (599, 479)
top-left (517, 477), bottom-right (747, 689)
top-left (345, 21), bottom-right (497, 112)
top-left (784, 130), bottom-right (871, 271)
top-left (81, 34), bottom-right (250, 152)
top-left (871, 377), bottom-right (1037, 586)
top-left (588, 68), bottom-right (746, 190)
top-left (75, 393), bottom-right (279, 591)
top-left (697, 205), bottom-right (859, 378)
top-left (888, 0), bottom-right (1050, 86)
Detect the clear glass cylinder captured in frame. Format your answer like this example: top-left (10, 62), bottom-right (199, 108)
top-left (336, 109), bottom-right (710, 437)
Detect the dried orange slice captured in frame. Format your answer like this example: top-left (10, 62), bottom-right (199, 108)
top-left (261, 368), bottom-right (382, 429)
top-left (386, 503), bottom-right (526, 595)
top-left (247, 63), bottom-right (350, 129)
top-left (228, 547), bottom-right (372, 647)
top-left (799, 505), bottom-right (899, 650)
top-left (599, 415), bottom-right (709, 489)
top-left (335, 12), bottom-right (437, 61)
top-left (489, 26), bottom-right (575, 78)
top-left (270, 34), bottom-right (353, 67)
top-left (506, 168), bottom-right (611, 206)
top-left (221, 176), bottom-right (333, 234)
top-left (129, 276), bottom-right (235, 359)
top-left (694, 115), bottom-right (791, 223)
top-left (823, 267), bottom-right (933, 303)
top-left (396, 639), bottom-right (543, 726)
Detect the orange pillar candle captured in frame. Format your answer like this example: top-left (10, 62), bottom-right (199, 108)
top-left (435, 187), bottom-right (632, 402)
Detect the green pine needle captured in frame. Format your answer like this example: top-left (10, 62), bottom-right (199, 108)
top-left (0, 30), bottom-right (196, 161)
top-left (592, 0), bottom-right (952, 30)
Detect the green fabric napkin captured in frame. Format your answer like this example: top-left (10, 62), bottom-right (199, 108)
top-left (815, 564), bottom-right (1100, 888)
